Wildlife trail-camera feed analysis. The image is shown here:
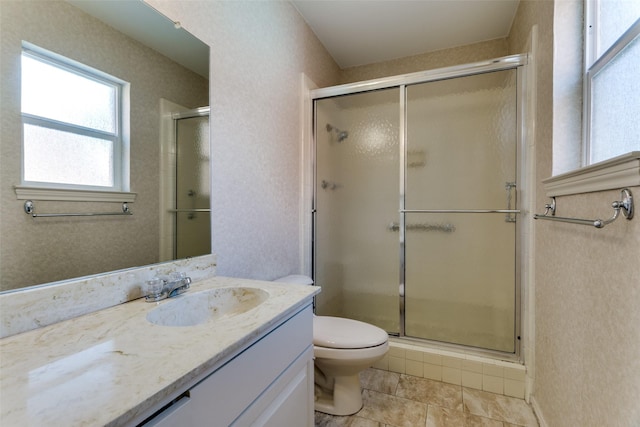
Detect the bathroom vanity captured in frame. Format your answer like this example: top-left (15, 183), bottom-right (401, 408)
top-left (0, 276), bottom-right (319, 426)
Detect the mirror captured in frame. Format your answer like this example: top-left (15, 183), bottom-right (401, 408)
top-left (0, 0), bottom-right (210, 292)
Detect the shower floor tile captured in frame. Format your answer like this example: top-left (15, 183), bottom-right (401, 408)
top-left (315, 368), bottom-right (539, 427)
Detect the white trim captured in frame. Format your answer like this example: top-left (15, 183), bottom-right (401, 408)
top-left (299, 73), bottom-right (317, 276)
top-left (530, 396), bottom-right (548, 427)
top-left (583, 0), bottom-right (597, 70)
top-left (542, 151), bottom-right (640, 197)
top-left (14, 186), bottom-right (136, 202)
top-left (523, 24), bottom-right (538, 402)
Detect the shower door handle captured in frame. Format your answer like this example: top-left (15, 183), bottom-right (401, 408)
top-left (505, 182), bottom-right (517, 223)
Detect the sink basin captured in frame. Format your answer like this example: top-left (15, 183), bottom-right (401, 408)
top-left (146, 287), bottom-right (269, 327)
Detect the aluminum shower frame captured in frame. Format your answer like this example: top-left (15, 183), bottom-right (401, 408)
top-left (310, 54), bottom-right (529, 360)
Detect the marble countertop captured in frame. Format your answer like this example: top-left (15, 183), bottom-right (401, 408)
top-left (0, 276), bottom-right (319, 426)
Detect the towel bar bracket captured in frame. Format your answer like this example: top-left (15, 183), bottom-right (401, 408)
top-left (541, 198), bottom-right (556, 216)
top-left (614, 188), bottom-right (634, 220)
top-left (24, 200), bottom-right (34, 215)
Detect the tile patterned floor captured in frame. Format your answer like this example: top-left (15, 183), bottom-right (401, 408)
top-left (315, 368), bottom-right (539, 427)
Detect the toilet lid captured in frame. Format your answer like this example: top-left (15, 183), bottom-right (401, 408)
top-left (313, 316), bottom-right (388, 349)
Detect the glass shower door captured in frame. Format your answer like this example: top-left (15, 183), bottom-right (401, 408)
top-left (175, 115), bottom-right (211, 259)
top-left (404, 70), bottom-right (518, 352)
top-left (314, 88), bottom-right (400, 333)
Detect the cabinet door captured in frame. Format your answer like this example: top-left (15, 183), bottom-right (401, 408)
top-left (187, 307), bottom-right (313, 426)
top-left (258, 363), bottom-right (312, 427)
top-left (233, 348), bottom-right (314, 427)
top-left (138, 306), bottom-right (313, 427)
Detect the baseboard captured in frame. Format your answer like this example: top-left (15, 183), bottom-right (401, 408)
top-left (530, 395), bottom-right (548, 427)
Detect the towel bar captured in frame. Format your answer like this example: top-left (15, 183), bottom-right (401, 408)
top-left (533, 188), bottom-right (633, 228)
top-left (24, 200), bottom-right (132, 218)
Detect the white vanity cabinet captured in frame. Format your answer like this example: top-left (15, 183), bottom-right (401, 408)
top-left (142, 305), bottom-right (314, 427)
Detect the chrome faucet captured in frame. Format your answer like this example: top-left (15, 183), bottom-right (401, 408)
top-left (145, 272), bottom-right (191, 302)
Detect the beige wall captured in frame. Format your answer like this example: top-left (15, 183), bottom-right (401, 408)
top-left (340, 38), bottom-right (508, 84)
top-left (509, 1), bottom-right (640, 425)
top-left (533, 189), bottom-right (640, 426)
top-left (0, 1), bottom-right (208, 290)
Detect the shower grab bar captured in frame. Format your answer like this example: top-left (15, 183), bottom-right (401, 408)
top-left (24, 200), bottom-right (132, 218)
top-left (388, 222), bottom-right (455, 232)
top-left (534, 188), bottom-right (633, 229)
top-left (401, 209), bottom-right (520, 214)
top-left (168, 209), bottom-right (211, 213)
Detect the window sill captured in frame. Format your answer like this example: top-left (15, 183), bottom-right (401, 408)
top-left (543, 151), bottom-right (640, 197)
top-left (14, 186), bottom-right (137, 202)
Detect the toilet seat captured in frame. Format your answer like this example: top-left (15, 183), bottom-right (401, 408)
top-left (313, 316), bottom-right (388, 349)
top-left (314, 341), bottom-right (388, 360)
top-left (272, 275), bottom-right (389, 416)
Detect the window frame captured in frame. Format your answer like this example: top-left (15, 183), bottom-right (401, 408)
top-left (20, 43), bottom-right (130, 194)
top-left (583, 1), bottom-right (640, 166)
top-left (542, 1), bottom-right (640, 196)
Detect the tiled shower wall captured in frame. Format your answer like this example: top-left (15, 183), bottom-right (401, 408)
top-left (374, 341), bottom-right (527, 400)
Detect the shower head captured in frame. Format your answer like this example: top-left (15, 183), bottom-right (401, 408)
top-left (326, 123), bottom-right (349, 142)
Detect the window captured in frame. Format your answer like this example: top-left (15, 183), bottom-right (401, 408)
top-left (584, 1), bottom-right (640, 165)
top-left (21, 44), bottom-right (129, 191)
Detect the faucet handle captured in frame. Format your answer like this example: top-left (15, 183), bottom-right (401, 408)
top-left (144, 278), bottom-right (164, 302)
top-left (144, 272), bottom-right (192, 302)
top-left (169, 271), bottom-right (186, 281)
top-left (170, 272), bottom-right (191, 288)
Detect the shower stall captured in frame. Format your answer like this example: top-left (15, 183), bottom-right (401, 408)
top-left (174, 109), bottom-right (211, 259)
top-left (159, 102), bottom-right (211, 262)
top-left (311, 55), bottom-right (527, 357)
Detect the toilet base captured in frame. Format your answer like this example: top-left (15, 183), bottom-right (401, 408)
top-left (314, 373), bottom-right (363, 416)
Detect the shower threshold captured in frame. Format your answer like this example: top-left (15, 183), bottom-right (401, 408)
top-left (382, 337), bottom-right (528, 400)
top-left (390, 335), bottom-right (520, 363)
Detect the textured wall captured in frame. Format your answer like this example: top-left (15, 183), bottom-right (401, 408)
top-left (509, 1), bottom-right (640, 425)
top-left (340, 38), bottom-right (508, 84)
top-left (146, 0), bottom-right (341, 280)
top-left (0, 1), bottom-right (208, 291)
top-left (534, 189), bottom-right (640, 426)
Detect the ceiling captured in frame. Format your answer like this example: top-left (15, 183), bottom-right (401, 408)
top-left (69, 0), bottom-right (519, 76)
top-left (292, 0), bottom-right (520, 69)
top-left (68, 0), bottom-right (209, 78)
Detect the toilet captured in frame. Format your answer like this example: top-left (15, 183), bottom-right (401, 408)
top-left (274, 275), bottom-right (389, 416)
